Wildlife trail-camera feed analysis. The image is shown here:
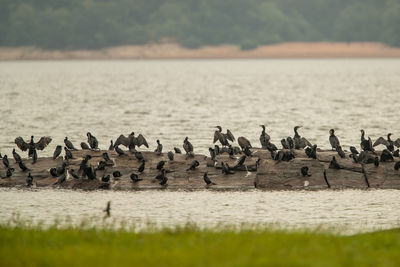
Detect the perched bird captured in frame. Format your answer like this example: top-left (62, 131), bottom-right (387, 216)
top-left (112, 171), bottom-right (122, 179)
top-left (102, 152), bottom-right (113, 164)
top-left (157, 160), bottom-right (166, 170)
top-left (56, 162), bottom-right (67, 176)
top-left (374, 157), bottom-right (380, 167)
top-left (32, 149), bottom-right (37, 164)
top-left (96, 161), bottom-right (107, 171)
top-left (380, 149), bottom-right (394, 162)
top-left (281, 139), bottom-right (289, 149)
top-left (87, 132), bottom-right (99, 150)
top-left (186, 160), bottom-right (200, 171)
top-left (154, 140), bottom-right (163, 155)
top-left (26, 173), bottom-right (33, 187)
top-left (15, 136), bottom-right (52, 157)
top-left (301, 166), bottom-right (312, 177)
top-left (233, 155), bottom-right (246, 170)
top-left (12, 149), bottom-right (22, 163)
top-left (203, 172), bottom-right (216, 185)
top-left (3, 155), bottom-right (10, 168)
top-left (78, 155), bottom-right (91, 176)
top-left (109, 140), bottom-right (114, 150)
top-left (6, 168), bottom-right (14, 178)
top-left (103, 201), bottom-right (111, 217)
top-left (238, 137), bottom-right (252, 151)
top-left (64, 137), bottom-right (77, 150)
top-left (394, 161), bottom-right (400, 171)
top-left (394, 149), bottom-right (400, 157)
top-left (69, 169), bottom-right (79, 179)
top-left (221, 162), bottom-right (234, 174)
top-left (360, 130), bottom-right (374, 152)
top-left (155, 169), bottom-right (166, 180)
top-left (135, 151), bottom-right (144, 161)
top-left (373, 133), bottom-right (400, 152)
top-left (209, 147), bottom-right (216, 161)
top-left (50, 168), bottom-right (58, 177)
top-left (130, 173), bottom-right (143, 182)
top-left (183, 137), bottom-right (194, 156)
top-left (244, 146), bottom-right (252, 157)
top-left (18, 161), bottom-right (29, 172)
top-left (167, 151), bottom-right (174, 161)
top-left (174, 147), bottom-right (182, 154)
top-left (305, 145), bottom-right (317, 159)
top-left (80, 142), bottom-right (90, 150)
top-left (266, 142), bottom-right (278, 152)
top-left (336, 145), bottom-right (346, 158)
top-left (286, 137), bottom-right (294, 149)
top-left (274, 150), bottom-right (295, 163)
top-left (293, 126), bottom-right (312, 149)
top-left (259, 125), bottom-right (270, 149)
top-left (214, 145), bottom-right (220, 155)
top-left (84, 166), bottom-right (96, 180)
top-left (329, 129), bottom-right (340, 150)
top-left (350, 146), bottom-right (359, 155)
top-left (64, 147), bottom-right (73, 159)
top-left (54, 172), bottom-right (66, 185)
top-left (329, 156), bottom-right (342, 169)
top-left (213, 126), bottom-right (235, 146)
top-left (115, 146), bottom-right (125, 156)
top-left (114, 132), bottom-right (149, 150)
top-left (138, 160), bottom-right (145, 173)
top-left (102, 175), bottom-right (110, 183)
top-left (159, 173), bottom-right (168, 186)
top-left (52, 145), bottom-right (62, 160)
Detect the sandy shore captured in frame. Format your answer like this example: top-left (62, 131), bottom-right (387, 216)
top-left (1, 42), bottom-right (400, 60)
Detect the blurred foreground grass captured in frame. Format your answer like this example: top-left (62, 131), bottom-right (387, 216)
top-left (0, 223), bottom-right (399, 267)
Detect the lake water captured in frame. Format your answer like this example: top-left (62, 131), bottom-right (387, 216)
top-left (1, 59), bottom-right (400, 232)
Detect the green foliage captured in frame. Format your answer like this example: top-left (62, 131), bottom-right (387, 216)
top-left (0, 224), bottom-right (400, 266)
top-left (0, 0), bottom-right (399, 50)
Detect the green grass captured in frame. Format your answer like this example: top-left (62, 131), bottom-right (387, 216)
top-left (0, 223), bottom-right (399, 267)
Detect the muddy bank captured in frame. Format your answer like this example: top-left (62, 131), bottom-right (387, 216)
top-left (1, 42), bottom-right (400, 60)
top-left (1, 147), bottom-right (399, 191)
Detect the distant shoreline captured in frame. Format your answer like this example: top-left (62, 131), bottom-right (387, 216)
top-left (1, 42), bottom-right (400, 60)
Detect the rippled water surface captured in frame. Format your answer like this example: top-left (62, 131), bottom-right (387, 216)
top-left (1, 60), bottom-right (400, 231)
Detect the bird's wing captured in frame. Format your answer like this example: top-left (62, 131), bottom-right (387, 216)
top-left (213, 131), bottom-right (220, 143)
top-left (15, 137), bottom-right (29, 151)
top-left (373, 137), bottom-right (389, 147)
top-left (238, 137), bottom-right (251, 148)
top-left (114, 135), bottom-right (130, 147)
top-left (392, 138), bottom-right (400, 148)
top-left (226, 129), bottom-right (235, 142)
top-left (187, 141), bottom-right (193, 152)
top-left (136, 134), bottom-right (149, 148)
top-left (301, 137), bottom-right (312, 148)
top-left (35, 136), bottom-right (52, 150)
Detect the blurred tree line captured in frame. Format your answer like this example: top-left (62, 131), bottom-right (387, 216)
top-left (0, 0), bottom-right (399, 50)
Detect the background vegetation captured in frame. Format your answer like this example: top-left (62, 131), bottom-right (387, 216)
top-left (1, 0), bottom-right (400, 50)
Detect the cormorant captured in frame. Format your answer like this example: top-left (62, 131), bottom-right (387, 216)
top-left (233, 155), bottom-right (246, 170)
top-left (53, 146), bottom-right (62, 160)
top-left (159, 173), bottom-right (168, 186)
top-left (374, 157), bottom-right (379, 167)
top-left (26, 173), bottom-right (33, 187)
top-left (186, 160), bottom-right (199, 171)
top-left (329, 129), bottom-right (340, 150)
top-left (221, 162), bottom-right (234, 174)
top-left (64, 137), bottom-right (77, 150)
top-left (380, 149), bottom-right (394, 162)
top-left (2, 155), bottom-right (9, 168)
top-left (64, 147), bottom-right (73, 159)
top-left (87, 132), bottom-right (99, 150)
top-left (329, 156), bottom-right (342, 169)
top-left (102, 175), bottom-right (110, 183)
top-left (80, 142), bottom-right (90, 150)
top-left (114, 132), bottom-right (149, 150)
top-left (115, 146), bottom-right (125, 156)
top-left (138, 160), bottom-right (145, 173)
top-left (286, 137), bottom-right (294, 149)
top-left (305, 145), bottom-right (317, 159)
top-left (84, 166), bottom-right (96, 180)
top-left (18, 161), bottom-right (29, 172)
top-left (174, 147), bottom-right (182, 154)
top-left (394, 161), bottom-right (400, 171)
top-left (233, 146), bottom-right (242, 154)
top-left (102, 152), bottom-right (113, 164)
top-left (243, 146), bottom-right (252, 157)
top-left (293, 126), bottom-right (312, 149)
top-left (15, 136), bottom-right (52, 157)
top-left (394, 149), bottom-right (400, 157)
top-left (109, 140), bottom-right (114, 151)
top-left (214, 145), bottom-right (220, 155)
top-left (155, 169), bottom-right (168, 185)
top-left (360, 130), bottom-right (374, 152)
top-left (135, 151), bottom-right (144, 161)
top-left (336, 145), bottom-right (346, 158)
top-left (56, 162), bottom-right (67, 176)
top-left (78, 155), bottom-right (91, 176)
top-left (6, 168), bottom-right (14, 178)
top-left (167, 151), bottom-right (174, 161)
top-left (54, 172), bottom-right (66, 185)
top-left (350, 146), bottom-right (359, 155)
top-left (281, 139), bottom-right (289, 149)
top-left (69, 169), bottom-right (79, 179)
top-left (130, 173), bottom-right (142, 182)
top-left (213, 126), bottom-right (235, 146)
top-left (154, 140), bottom-right (163, 155)
top-left (112, 171), bottom-right (121, 179)
top-left (238, 137), bottom-right (252, 151)
top-left (301, 166), bottom-right (312, 177)
top-left (266, 142), bottom-right (278, 152)
top-left (203, 172), bottom-right (216, 185)
top-left (157, 160), bottom-right (166, 170)
top-left (50, 168), bottom-right (58, 177)
top-left (183, 137), bottom-right (194, 155)
top-left (209, 147), bottom-right (216, 161)
top-left (97, 161), bottom-right (107, 171)
top-left (259, 125), bottom-right (270, 149)
top-left (373, 133), bottom-right (400, 152)
top-left (12, 149), bottom-right (22, 163)
top-left (103, 201), bottom-right (111, 217)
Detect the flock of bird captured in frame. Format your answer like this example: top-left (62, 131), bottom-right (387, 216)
top-left (2, 125), bottom-right (400, 187)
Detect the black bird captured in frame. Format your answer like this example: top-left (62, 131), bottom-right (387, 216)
top-left (130, 173), bottom-right (143, 182)
top-left (274, 150), bottom-right (295, 163)
top-left (80, 142), bottom-right (90, 150)
top-left (336, 145), bottom-right (346, 158)
top-left (115, 146), bottom-right (125, 156)
top-left (281, 139), bottom-right (289, 149)
top-left (380, 149), bottom-right (394, 162)
top-left (293, 126), bottom-right (312, 149)
top-left (18, 161), bottom-right (29, 172)
top-left (154, 140), bottom-right (163, 155)
top-left (183, 137), bottom-right (194, 155)
top-left (102, 152), bottom-right (112, 163)
top-left (56, 162), bottom-right (67, 176)
top-left (266, 142), bottom-right (278, 152)
top-left (186, 160), bottom-right (200, 171)
top-left (221, 162), bottom-right (234, 174)
top-left (155, 169), bottom-right (166, 180)
top-left (209, 147), bottom-right (216, 161)
top-left (64, 147), bottom-right (73, 159)
top-left (214, 145), bottom-right (220, 155)
top-left (114, 132), bottom-right (149, 150)
top-left (102, 174), bottom-right (110, 183)
top-left (138, 160), bottom-right (145, 173)
top-left (32, 149), bottom-right (37, 164)
top-left (15, 136), bottom-right (52, 157)
top-left (360, 130), bottom-right (374, 152)
top-left (64, 137), bottom-right (77, 150)
top-left (97, 161), bottom-right (107, 171)
top-left (50, 168), bottom-right (58, 177)
top-left (394, 149), bottom-right (400, 157)
top-left (84, 166), bottom-right (96, 180)
top-left (159, 172), bottom-right (168, 186)
top-left (69, 169), bottom-right (79, 179)
top-left (87, 132), bottom-right (99, 150)
top-left (374, 157), bottom-right (380, 167)
top-left (350, 146), bottom-right (359, 155)
top-left (167, 151), bottom-right (174, 161)
top-left (2, 155), bottom-right (9, 168)
top-left (234, 155), bottom-right (246, 170)
top-left (329, 156), bottom-right (342, 169)
top-left (6, 168), bottom-right (14, 178)
top-left (305, 145), bottom-right (317, 159)
top-left (213, 126), bottom-right (235, 146)
top-left (53, 145), bottom-right (62, 160)
top-left (157, 160), bottom-right (166, 170)
top-left (54, 172), bottom-right (66, 185)
top-left (238, 137), bottom-right (252, 151)
top-left (286, 137), bottom-right (295, 149)
top-left (243, 146), bottom-right (252, 157)
top-left (112, 171), bottom-right (122, 179)
top-left (259, 125), bottom-right (270, 149)
top-left (26, 172), bottom-right (33, 187)
top-left (12, 149), bottom-right (22, 163)
top-left (135, 151), bottom-right (144, 161)
top-left (109, 140), bottom-right (114, 150)
top-left (174, 147), bottom-right (182, 154)
top-left (301, 166), bottom-right (312, 177)
top-left (373, 133), bottom-right (400, 152)
top-left (78, 155), bottom-right (91, 176)
top-left (203, 172), bottom-right (216, 185)
top-left (329, 129), bottom-right (340, 150)
top-left (104, 201), bottom-right (111, 217)
top-left (394, 161), bottom-right (400, 171)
